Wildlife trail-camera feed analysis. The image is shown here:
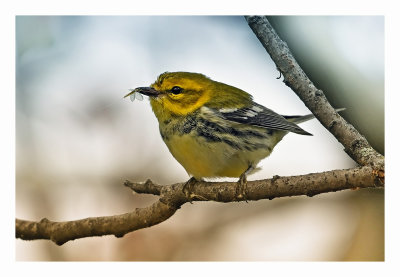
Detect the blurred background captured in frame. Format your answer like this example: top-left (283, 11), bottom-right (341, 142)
top-left (15, 16), bottom-right (384, 261)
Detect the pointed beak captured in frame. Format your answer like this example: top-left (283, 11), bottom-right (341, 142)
top-left (124, 87), bottom-right (161, 98)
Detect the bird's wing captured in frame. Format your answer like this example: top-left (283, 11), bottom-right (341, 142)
top-left (215, 103), bottom-right (312, 136)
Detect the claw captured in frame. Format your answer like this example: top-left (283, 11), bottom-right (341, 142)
top-left (235, 166), bottom-right (254, 201)
top-left (183, 177), bottom-right (198, 203)
top-left (182, 177), bottom-right (209, 202)
top-left (235, 173), bottom-right (247, 201)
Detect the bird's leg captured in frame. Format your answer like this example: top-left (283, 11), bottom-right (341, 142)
top-left (235, 166), bottom-right (254, 201)
top-left (182, 177), bottom-right (207, 202)
top-left (236, 173), bottom-right (247, 200)
top-left (183, 177), bottom-right (197, 198)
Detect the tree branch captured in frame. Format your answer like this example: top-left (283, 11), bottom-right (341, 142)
top-left (245, 16), bottom-right (384, 170)
top-left (16, 16), bottom-right (384, 245)
top-left (16, 166), bottom-right (383, 245)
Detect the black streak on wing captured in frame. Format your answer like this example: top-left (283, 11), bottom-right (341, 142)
top-left (219, 103), bottom-right (312, 136)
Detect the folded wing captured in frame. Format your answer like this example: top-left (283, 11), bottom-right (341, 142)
top-left (216, 103), bottom-right (312, 136)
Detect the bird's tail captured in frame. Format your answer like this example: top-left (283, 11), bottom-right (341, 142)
top-left (284, 108), bottom-right (346, 124)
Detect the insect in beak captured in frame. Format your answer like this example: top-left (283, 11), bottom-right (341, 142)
top-left (124, 87), bottom-right (161, 101)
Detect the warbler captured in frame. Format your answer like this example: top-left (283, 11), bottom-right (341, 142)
top-left (125, 72), bottom-right (317, 199)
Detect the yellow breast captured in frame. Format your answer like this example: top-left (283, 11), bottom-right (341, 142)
top-left (164, 133), bottom-right (271, 178)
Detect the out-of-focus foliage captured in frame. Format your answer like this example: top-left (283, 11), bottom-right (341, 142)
top-left (16, 16), bottom-right (383, 261)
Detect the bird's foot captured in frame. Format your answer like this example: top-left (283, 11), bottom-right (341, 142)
top-left (182, 177), bottom-right (207, 203)
top-left (235, 173), bottom-right (248, 202)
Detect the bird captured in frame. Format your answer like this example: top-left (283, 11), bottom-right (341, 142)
top-left (125, 71), bottom-right (321, 200)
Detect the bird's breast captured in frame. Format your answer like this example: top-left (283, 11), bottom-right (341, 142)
top-left (157, 112), bottom-right (282, 178)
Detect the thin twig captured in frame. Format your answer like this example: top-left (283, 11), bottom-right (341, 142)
top-left (124, 179), bottom-right (162, 195)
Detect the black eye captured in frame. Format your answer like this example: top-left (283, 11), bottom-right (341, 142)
top-left (170, 86), bottom-right (183, 95)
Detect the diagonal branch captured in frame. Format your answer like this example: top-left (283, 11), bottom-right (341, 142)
top-left (16, 166), bottom-right (383, 245)
top-left (245, 16), bottom-right (384, 170)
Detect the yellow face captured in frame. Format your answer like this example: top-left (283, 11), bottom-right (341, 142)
top-left (124, 71), bottom-right (253, 122)
top-left (149, 72), bottom-right (214, 118)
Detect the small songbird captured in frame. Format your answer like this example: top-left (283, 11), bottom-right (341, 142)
top-left (125, 72), bottom-right (319, 199)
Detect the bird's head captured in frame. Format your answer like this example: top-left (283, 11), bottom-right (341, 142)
top-left (125, 72), bottom-right (252, 121)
